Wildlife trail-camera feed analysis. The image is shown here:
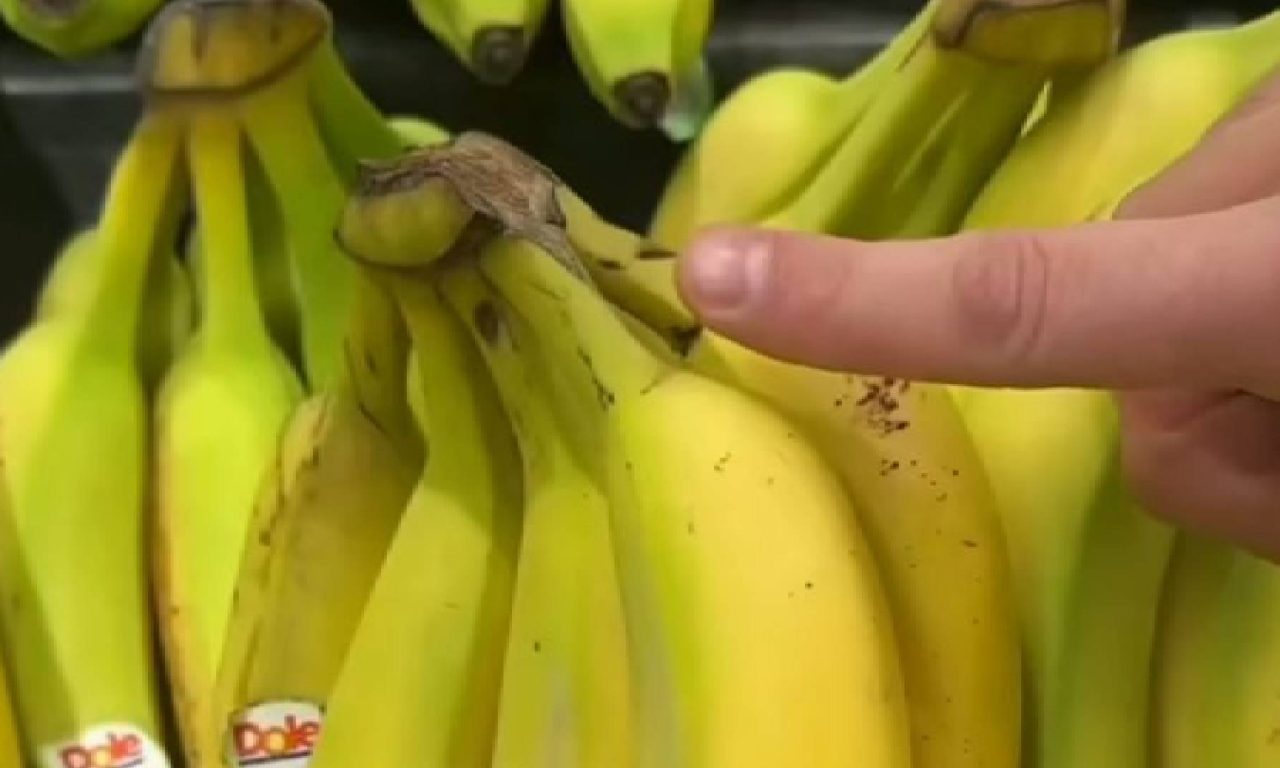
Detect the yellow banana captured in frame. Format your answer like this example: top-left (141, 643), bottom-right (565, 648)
top-left (439, 265), bottom-right (632, 768)
top-left (482, 233), bottom-right (910, 768)
top-left (152, 111), bottom-right (304, 768)
top-left (0, 111), bottom-right (184, 768)
top-left (307, 273), bottom-right (522, 768)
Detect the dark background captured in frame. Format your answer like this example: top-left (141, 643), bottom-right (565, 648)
top-left (0, 0), bottom-right (1272, 337)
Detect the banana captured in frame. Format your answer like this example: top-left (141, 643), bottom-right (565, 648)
top-left (483, 235), bottom-right (910, 768)
top-left (965, 7), bottom-right (1280, 228)
top-left (1150, 533), bottom-right (1237, 768)
top-left (561, 0), bottom-right (714, 128)
top-left (0, 111), bottom-right (184, 768)
top-left (307, 273), bottom-right (522, 768)
top-left (152, 111), bottom-right (305, 768)
top-left (0, 0), bottom-right (162, 57)
top-left (35, 229), bottom-right (195, 390)
top-left (439, 265), bottom-right (632, 768)
top-left (1167, 549), bottom-right (1280, 765)
top-left (137, 3), bottom-right (428, 764)
top-left (0, 652), bottom-right (21, 768)
top-left (649, 0), bottom-right (942, 247)
top-left (409, 0), bottom-right (551, 84)
top-left (961, 389), bottom-right (1172, 768)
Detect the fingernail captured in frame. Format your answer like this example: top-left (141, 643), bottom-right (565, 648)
top-left (683, 235), bottom-right (770, 313)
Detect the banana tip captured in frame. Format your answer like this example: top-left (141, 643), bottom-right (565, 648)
top-left (470, 26), bottom-right (528, 86)
top-left (613, 72), bottom-right (672, 129)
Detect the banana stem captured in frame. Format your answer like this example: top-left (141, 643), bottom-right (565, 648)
top-left (242, 71), bottom-right (355, 389)
top-left (85, 111), bottom-right (186, 356)
top-left (187, 113), bottom-right (277, 349)
top-left (308, 43), bottom-right (402, 176)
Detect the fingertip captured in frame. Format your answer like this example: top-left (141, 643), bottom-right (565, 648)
top-left (677, 227), bottom-right (774, 320)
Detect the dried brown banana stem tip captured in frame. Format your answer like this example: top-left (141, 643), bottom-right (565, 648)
top-left (338, 132), bottom-right (591, 278)
top-left (470, 25), bottom-right (530, 85)
top-left (613, 71), bottom-right (672, 128)
top-left (137, 0), bottom-right (329, 100)
top-left (933, 0), bottom-right (1124, 68)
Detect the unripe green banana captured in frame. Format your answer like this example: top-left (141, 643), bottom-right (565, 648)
top-left (152, 113), bottom-right (304, 768)
top-left (649, 0), bottom-right (942, 247)
top-left (0, 111), bottom-right (184, 768)
top-left (561, 0), bottom-right (714, 128)
top-left (36, 229), bottom-right (195, 391)
top-left (0, 0), bottom-right (163, 57)
top-left (440, 266), bottom-right (633, 768)
top-left (307, 274), bottom-right (522, 768)
top-left (409, 0), bottom-right (551, 84)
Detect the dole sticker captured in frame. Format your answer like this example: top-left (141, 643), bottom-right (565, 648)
top-left (40, 722), bottom-right (170, 768)
top-left (227, 701), bottom-right (324, 768)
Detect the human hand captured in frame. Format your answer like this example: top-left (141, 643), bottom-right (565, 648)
top-left (677, 73), bottom-right (1280, 561)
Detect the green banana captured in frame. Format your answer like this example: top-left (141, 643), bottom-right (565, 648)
top-left (35, 229), bottom-right (195, 391)
top-left (152, 112), bottom-right (305, 768)
top-left (561, 0), bottom-right (714, 128)
top-left (439, 265), bottom-right (633, 768)
top-left (649, 0), bottom-right (942, 247)
top-left (0, 0), bottom-right (163, 57)
top-left (0, 110), bottom-right (184, 768)
top-left (136, 3), bottom-right (427, 765)
top-left (965, 7), bottom-right (1280, 228)
top-left (409, 0), bottom-right (551, 84)
top-left (307, 274), bottom-right (522, 768)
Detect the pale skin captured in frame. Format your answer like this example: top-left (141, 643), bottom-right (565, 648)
top-left (678, 71), bottom-right (1280, 562)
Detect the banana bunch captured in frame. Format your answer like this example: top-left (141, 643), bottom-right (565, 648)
top-left (0, 0), bottom-right (163, 56)
top-left (336, 132), bottom-right (913, 768)
top-left (4, 0), bottom-right (1280, 766)
top-left (411, 0), bottom-right (713, 134)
